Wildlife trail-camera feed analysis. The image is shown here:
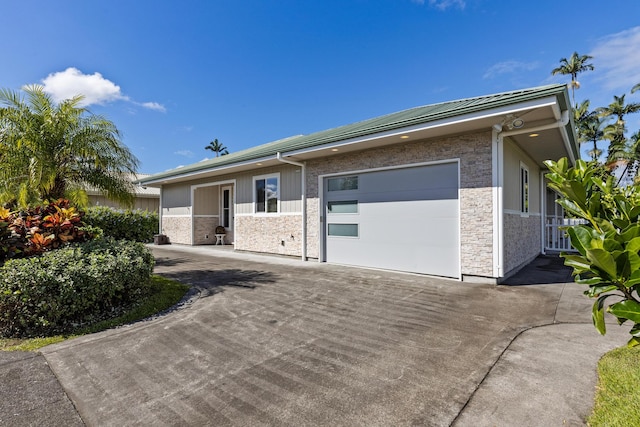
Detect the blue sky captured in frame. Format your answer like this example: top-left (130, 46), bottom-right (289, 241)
top-left (2, 0), bottom-right (640, 173)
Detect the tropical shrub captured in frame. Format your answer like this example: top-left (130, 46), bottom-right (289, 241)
top-left (0, 199), bottom-right (91, 261)
top-left (0, 238), bottom-right (155, 338)
top-left (545, 157), bottom-right (640, 347)
top-left (84, 206), bottom-right (158, 243)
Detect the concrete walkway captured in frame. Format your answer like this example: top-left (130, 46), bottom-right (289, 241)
top-left (1, 246), bottom-right (630, 426)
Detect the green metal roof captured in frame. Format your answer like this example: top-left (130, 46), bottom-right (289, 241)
top-left (140, 84), bottom-right (575, 184)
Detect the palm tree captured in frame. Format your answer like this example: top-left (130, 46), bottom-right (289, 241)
top-left (551, 52), bottom-right (595, 107)
top-left (0, 85), bottom-right (138, 209)
top-left (627, 131), bottom-right (640, 184)
top-left (632, 83), bottom-right (640, 94)
top-left (583, 117), bottom-right (606, 161)
top-left (204, 138), bottom-right (228, 157)
top-left (598, 94), bottom-right (640, 126)
top-left (572, 100), bottom-right (603, 160)
top-left (574, 101), bottom-right (604, 161)
top-left (597, 94), bottom-right (640, 167)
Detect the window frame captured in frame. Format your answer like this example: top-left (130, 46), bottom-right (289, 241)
top-left (221, 186), bottom-right (232, 229)
top-left (253, 173), bottom-right (280, 214)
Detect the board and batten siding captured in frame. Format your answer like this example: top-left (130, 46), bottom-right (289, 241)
top-left (161, 183), bottom-right (191, 216)
top-left (502, 139), bottom-right (540, 214)
top-left (235, 165), bottom-right (303, 215)
top-left (193, 186), bottom-right (219, 216)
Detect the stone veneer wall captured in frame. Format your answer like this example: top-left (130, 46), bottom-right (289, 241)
top-left (235, 215), bottom-right (303, 256)
top-left (193, 217), bottom-right (219, 245)
top-left (162, 216), bottom-right (191, 245)
top-left (305, 131), bottom-right (495, 278)
top-left (503, 213), bottom-right (541, 275)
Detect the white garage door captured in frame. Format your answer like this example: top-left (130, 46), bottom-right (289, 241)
top-left (324, 162), bottom-right (459, 278)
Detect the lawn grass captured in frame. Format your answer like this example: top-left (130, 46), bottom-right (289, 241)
top-left (0, 275), bottom-right (189, 352)
top-left (589, 345), bottom-right (640, 426)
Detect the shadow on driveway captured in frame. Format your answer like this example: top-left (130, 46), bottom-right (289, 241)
top-left (501, 254), bottom-right (574, 286)
top-left (160, 268), bottom-right (277, 297)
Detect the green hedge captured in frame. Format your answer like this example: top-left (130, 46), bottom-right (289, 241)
top-left (0, 238), bottom-right (155, 338)
top-left (84, 206), bottom-right (159, 243)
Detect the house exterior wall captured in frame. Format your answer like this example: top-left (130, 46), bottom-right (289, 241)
top-left (305, 131), bottom-right (495, 278)
top-left (159, 164), bottom-right (302, 251)
top-left (193, 186), bottom-right (219, 215)
top-left (162, 216), bottom-right (191, 245)
top-left (235, 165), bottom-right (302, 215)
top-left (233, 164), bottom-right (303, 253)
top-left (234, 215), bottom-right (302, 255)
top-left (193, 216), bottom-right (219, 245)
top-left (503, 213), bottom-right (541, 275)
top-left (502, 138), bottom-right (543, 275)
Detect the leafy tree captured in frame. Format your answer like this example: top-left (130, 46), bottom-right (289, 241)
top-left (551, 51), bottom-right (595, 107)
top-left (0, 85), bottom-right (138, 209)
top-left (204, 138), bottom-right (229, 157)
top-left (545, 158), bottom-right (640, 347)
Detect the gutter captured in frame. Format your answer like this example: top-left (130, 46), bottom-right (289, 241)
top-left (276, 152), bottom-right (307, 262)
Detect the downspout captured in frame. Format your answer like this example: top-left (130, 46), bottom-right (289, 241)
top-left (492, 124), bottom-right (504, 279)
top-left (276, 152), bottom-right (307, 262)
top-left (540, 170), bottom-right (546, 255)
top-left (158, 186), bottom-right (163, 238)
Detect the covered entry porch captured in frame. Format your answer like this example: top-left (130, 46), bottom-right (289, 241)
top-left (192, 182), bottom-right (235, 245)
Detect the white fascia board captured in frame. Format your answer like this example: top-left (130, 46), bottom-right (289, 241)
top-left (140, 155), bottom-right (277, 186)
top-left (282, 97), bottom-right (559, 158)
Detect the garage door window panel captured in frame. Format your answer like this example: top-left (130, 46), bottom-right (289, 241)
top-left (328, 176), bottom-right (358, 191)
top-left (328, 223), bottom-right (359, 237)
top-left (328, 200), bottom-right (358, 214)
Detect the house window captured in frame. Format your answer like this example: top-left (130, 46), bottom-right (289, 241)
top-left (328, 176), bottom-right (358, 191)
top-left (520, 163), bottom-right (529, 214)
top-left (222, 188), bottom-right (231, 227)
top-left (254, 174), bottom-right (279, 213)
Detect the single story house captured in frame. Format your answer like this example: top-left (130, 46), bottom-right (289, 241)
top-left (139, 84), bottom-right (578, 283)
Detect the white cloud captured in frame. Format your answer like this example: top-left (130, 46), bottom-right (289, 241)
top-left (483, 60), bottom-right (539, 79)
top-left (589, 26), bottom-right (640, 93)
top-left (174, 150), bottom-right (194, 158)
top-left (41, 67), bottom-right (127, 106)
top-left (140, 101), bottom-right (167, 112)
top-left (413, 0), bottom-right (466, 10)
top-left (38, 67), bottom-right (166, 112)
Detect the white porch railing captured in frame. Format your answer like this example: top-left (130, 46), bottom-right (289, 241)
top-left (545, 216), bottom-right (587, 252)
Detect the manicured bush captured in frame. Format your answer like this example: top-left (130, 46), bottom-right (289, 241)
top-left (84, 206), bottom-right (159, 243)
top-left (0, 238), bottom-right (155, 338)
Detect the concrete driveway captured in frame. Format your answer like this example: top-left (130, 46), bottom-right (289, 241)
top-left (35, 246), bottom-right (627, 426)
